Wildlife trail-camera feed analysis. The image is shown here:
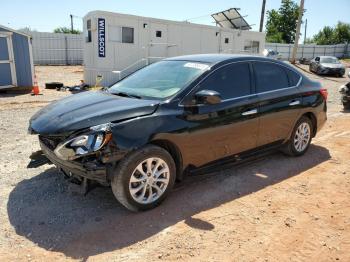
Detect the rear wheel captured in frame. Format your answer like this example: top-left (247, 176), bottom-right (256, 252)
top-left (111, 145), bottom-right (176, 211)
top-left (282, 116), bottom-right (313, 156)
top-left (343, 101), bottom-right (350, 110)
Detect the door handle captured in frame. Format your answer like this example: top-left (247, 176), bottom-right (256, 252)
top-left (242, 109), bottom-right (258, 116)
top-left (289, 100), bottom-right (301, 106)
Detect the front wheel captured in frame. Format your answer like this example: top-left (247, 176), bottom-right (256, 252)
top-left (111, 145), bottom-right (176, 211)
top-left (282, 116), bottom-right (313, 156)
top-left (316, 67), bottom-right (321, 75)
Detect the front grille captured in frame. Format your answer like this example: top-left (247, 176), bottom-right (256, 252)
top-left (39, 135), bottom-right (66, 151)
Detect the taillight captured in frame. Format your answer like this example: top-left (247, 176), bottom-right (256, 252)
top-left (320, 88), bottom-right (328, 101)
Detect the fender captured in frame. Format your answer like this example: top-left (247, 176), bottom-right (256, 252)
top-left (108, 102), bottom-right (194, 171)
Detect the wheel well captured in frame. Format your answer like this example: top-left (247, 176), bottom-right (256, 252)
top-left (302, 112), bottom-right (317, 137)
top-left (150, 140), bottom-right (183, 181)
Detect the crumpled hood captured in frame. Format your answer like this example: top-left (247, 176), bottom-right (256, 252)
top-left (29, 91), bottom-right (159, 135)
top-left (320, 63), bottom-right (344, 69)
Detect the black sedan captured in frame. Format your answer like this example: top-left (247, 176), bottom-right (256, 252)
top-left (309, 56), bottom-right (345, 77)
top-left (28, 54), bottom-right (327, 211)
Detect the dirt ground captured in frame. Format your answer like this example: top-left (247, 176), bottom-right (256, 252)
top-left (0, 64), bottom-right (349, 261)
top-left (0, 66), bottom-right (83, 109)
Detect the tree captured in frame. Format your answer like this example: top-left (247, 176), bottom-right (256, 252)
top-left (53, 27), bottom-right (81, 34)
top-left (265, 0), bottom-right (301, 43)
top-left (312, 26), bottom-right (336, 45)
top-left (334, 22), bottom-right (350, 44)
top-left (311, 22), bottom-right (350, 45)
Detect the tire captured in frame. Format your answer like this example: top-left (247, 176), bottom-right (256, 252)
top-left (343, 101), bottom-right (350, 110)
top-left (45, 82), bottom-right (64, 89)
top-left (282, 116), bottom-right (313, 157)
top-left (111, 145), bottom-right (176, 211)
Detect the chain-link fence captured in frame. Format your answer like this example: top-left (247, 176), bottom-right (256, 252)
top-left (29, 32), bottom-right (83, 65)
top-left (265, 43), bottom-right (350, 60)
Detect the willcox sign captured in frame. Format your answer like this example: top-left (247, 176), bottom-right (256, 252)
top-left (98, 18), bottom-right (106, 57)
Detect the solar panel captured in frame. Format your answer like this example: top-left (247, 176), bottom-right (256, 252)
top-left (212, 8), bottom-right (251, 30)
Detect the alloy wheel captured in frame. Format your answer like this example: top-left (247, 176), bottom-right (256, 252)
top-left (293, 122), bottom-right (311, 152)
top-left (129, 157), bottom-right (170, 204)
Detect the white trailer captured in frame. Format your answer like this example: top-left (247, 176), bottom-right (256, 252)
top-left (83, 10), bottom-right (266, 86)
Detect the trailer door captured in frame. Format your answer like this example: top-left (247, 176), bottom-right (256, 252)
top-left (149, 23), bottom-right (168, 62)
top-left (220, 31), bottom-right (234, 54)
top-left (0, 32), bottom-right (16, 89)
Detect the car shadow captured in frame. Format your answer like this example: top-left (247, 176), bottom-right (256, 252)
top-left (7, 144), bottom-right (331, 260)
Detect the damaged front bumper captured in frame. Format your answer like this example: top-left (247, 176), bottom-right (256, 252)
top-left (28, 140), bottom-right (109, 185)
top-left (318, 67), bottom-right (345, 75)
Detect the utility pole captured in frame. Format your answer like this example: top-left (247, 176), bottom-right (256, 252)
top-left (70, 14), bottom-right (74, 33)
top-left (290, 0), bottom-right (305, 64)
top-left (303, 18), bottom-right (308, 44)
top-left (259, 0), bottom-right (267, 32)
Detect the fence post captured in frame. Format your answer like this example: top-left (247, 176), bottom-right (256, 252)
top-left (334, 45), bottom-right (337, 57)
top-left (345, 43), bottom-right (349, 58)
top-left (301, 45), bottom-right (304, 58)
top-left (65, 36), bottom-right (68, 65)
top-left (288, 45), bottom-right (291, 60)
top-left (313, 45), bottom-right (315, 58)
top-left (324, 46), bottom-right (326, 56)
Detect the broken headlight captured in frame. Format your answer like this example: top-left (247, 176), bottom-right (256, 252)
top-left (54, 123), bottom-right (112, 160)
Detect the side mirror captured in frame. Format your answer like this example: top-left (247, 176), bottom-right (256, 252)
top-left (194, 90), bottom-right (222, 105)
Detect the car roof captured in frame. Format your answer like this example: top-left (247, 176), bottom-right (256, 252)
top-left (165, 54), bottom-right (276, 64)
top-left (164, 54), bottom-right (296, 72)
top-left (319, 56), bottom-right (337, 59)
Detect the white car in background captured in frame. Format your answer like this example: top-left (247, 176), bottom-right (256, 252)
top-left (263, 49), bottom-right (282, 60)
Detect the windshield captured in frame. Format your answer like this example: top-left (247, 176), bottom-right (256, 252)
top-left (320, 57), bottom-right (339, 64)
top-left (109, 60), bottom-right (210, 99)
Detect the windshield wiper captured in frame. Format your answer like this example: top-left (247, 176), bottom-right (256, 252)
top-left (112, 92), bottom-right (141, 99)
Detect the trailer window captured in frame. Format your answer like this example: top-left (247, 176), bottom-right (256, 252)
top-left (122, 27), bottom-right (134, 43)
top-left (156, 31), bottom-right (162, 38)
top-left (225, 38), bottom-right (229, 44)
top-left (244, 40), bottom-right (260, 53)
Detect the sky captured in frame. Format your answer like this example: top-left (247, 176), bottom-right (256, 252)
top-left (1, 0), bottom-right (349, 39)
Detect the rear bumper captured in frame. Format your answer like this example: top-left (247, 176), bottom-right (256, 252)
top-left (316, 103), bottom-right (327, 133)
top-left (40, 141), bottom-right (108, 184)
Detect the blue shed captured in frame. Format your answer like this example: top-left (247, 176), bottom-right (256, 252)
top-left (0, 25), bottom-right (34, 90)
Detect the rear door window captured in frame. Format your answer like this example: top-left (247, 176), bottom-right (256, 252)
top-left (197, 62), bottom-right (251, 100)
top-left (285, 68), bottom-right (301, 86)
top-left (254, 62), bottom-right (289, 93)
